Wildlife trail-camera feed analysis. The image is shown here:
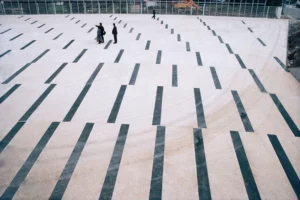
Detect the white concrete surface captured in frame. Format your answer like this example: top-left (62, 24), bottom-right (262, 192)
top-left (0, 14), bottom-right (299, 199)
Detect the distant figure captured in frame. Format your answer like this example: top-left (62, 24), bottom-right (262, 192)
top-left (152, 9), bottom-right (155, 19)
top-left (112, 23), bottom-right (118, 44)
top-left (99, 23), bottom-right (106, 43)
top-left (95, 23), bottom-right (103, 44)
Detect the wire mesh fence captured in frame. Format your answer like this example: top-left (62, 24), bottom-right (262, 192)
top-left (0, 0), bottom-right (279, 18)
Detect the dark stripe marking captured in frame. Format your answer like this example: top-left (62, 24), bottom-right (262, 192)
top-left (88, 27), bottom-right (94, 33)
top-left (212, 30), bottom-right (216, 36)
top-left (0, 122), bottom-right (26, 152)
top-left (149, 126), bottom-right (165, 200)
top-left (63, 39), bottom-right (74, 49)
top-left (50, 123), bottom-right (93, 200)
top-left (257, 38), bottom-right (266, 46)
top-left (32, 49), bottom-right (50, 63)
top-left (114, 49), bottom-right (124, 63)
top-left (129, 63), bottom-right (140, 85)
top-left (248, 27), bottom-right (253, 33)
top-left (0, 84), bottom-right (21, 104)
top-left (18, 16), bottom-right (24, 18)
top-left (152, 86), bottom-right (163, 125)
top-left (53, 33), bottom-right (63, 40)
top-left (165, 24), bottom-right (168, 29)
top-left (63, 85), bottom-right (91, 122)
top-left (230, 131), bottom-right (261, 200)
top-left (248, 69), bottom-right (267, 93)
top-left (86, 63), bottom-right (103, 85)
top-left (203, 22), bottom-right (206, 26)
top-left (98, 124), bottom-right (129, 200)
top-left (38, 24), bottom-right (45, 28)
top-left (75, 20), bottom-right (80, 24)
top-left (177, 34), bottom-right (181, 41)
top-left (65, 15), bottom-right (69, 18)
top-left (107, 85), bottom-right (127, 123)
top-left (70, 17), bottom-right (75, 20)
top-left (81, 23), bottom-right (86, 28)
top-left (242, 20), bottom-right (245, 24)
top-left (194, 88), bottom-right (206, 128)
top-left (268, 134), bottom-right (300, 198)
top-left (20, 40), bottom-right (36, 50)
top-left (10, 33), bottom-right (23, 41)
top-left (161, 20), bottom-right (163, 24)
top-left (31, 20), bottom-right (37, 24)
top-left (73, 49), bottom-right (87, 63)
top-left (156, 50), bottom-right (162, 64)
top-left (19, 84), bottom-right (56, 122)
top-left (136, 33), bottom-right (141, 40)
top-left (2, 63), bottom-right (31, 84)
top-left (123, 23), bottom-right (127, 28)
top-left (45, 28), bottom-right (53, 33)
top-left (0, 122), bottom-right (60, 199)
top-left (145, 40), bottom-right (151, 50)
top-left (235, 54), bottom-right (247, 69)
top-left (270, 94), bottom-right (299, 137)
top-left (114, 17), bottom-right (117, 20)
top-left (274, 57), bottom-right (288, 72)
top-left (232, 90), bottom-right (254, 132)
top-left (218, 36), bottom-right (224, 43)
top-left (207, 26), bottom-right (211, 30)
top-left (45, 63), bottom-right (68, 84)
top-left (0, 50), bottom-right (11, 58)
top-left (193, 128), bottom-right (211, 200)
top-left (24, 18), bottom-right (30, 21)
top-left (119, 20), bottom-right (122, 24)
top-left (210, 67), bottom-right (222, 89)
top-left (225, 43), bottom-right (233, 54)
top-left (104, 40), bottom-right (112, 49)
top-left (186, 42), bottom-right (191, 52)
top-left (172, 64), bottom-right (178, 87)
top-left (129, 28), bottom-right (133, 33)
top-left (196, 52), bottom-right (203, 66)
top-left (110, 15), bottom-right (113, 17)
top-left (171, 29), bottom-right (174, 34)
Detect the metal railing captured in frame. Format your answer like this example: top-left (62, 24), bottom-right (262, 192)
top-left (0, 0), bottom-right (279, 18)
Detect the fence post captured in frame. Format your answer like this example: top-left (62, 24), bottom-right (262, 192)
top-left (27, 0), bottom-right (31, 14)
top-left (266, 6), bottom-right (269, 18)
top-left (203, 3), bottom-right (205, 15)
top-left (250, 0), bottom-right (254, 17)
top-left (238, 0), bottom-right (241, 16)
top-left (113, 1), bottom-right (114, 13)
top-left (98, 1), bottom-right (100, 13)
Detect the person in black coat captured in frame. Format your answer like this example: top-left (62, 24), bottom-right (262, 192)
top-left (112, 23), bottom-right (118, 44)
top-left (152, 9), bottom-right (155, 19)
top-left (95, 23), bottom-right (105, 43)
top-left (99, 23), bottom-right (105, 43)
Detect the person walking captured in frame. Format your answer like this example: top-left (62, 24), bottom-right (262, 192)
top-left (95, 23), bottom-right (103, 44)
top-left (112, 23), bottom-right (118, 44)
top-left (99, 23), bottom-right (105, 43)
top-left (152, 9), bottom-right (155, 19)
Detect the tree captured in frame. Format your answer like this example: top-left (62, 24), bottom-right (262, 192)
top-left (288, 21), bottom-right (300, 68)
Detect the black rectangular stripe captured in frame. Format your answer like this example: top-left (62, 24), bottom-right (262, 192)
top-left (145, 40), bottom-right (151, 50)
top-left (129, 28), bottom-right (133, 33)
top-left (114, 49), bottom-right (124, 63)
top-left (248, 27), bottom-right (253, 33)
top-left (157, 18), bottom-right (159, 21)
top-left (2, 63), bottom-right (31, 84)
top-left (45, 63), bottom-right (68, 84)
top-left (0, 50), bottom-right (11, 58)
top-left (210, 67), bottom-right (222, 89)
top-left (81, 23), bottom-right (86, 28)
top-left (65, 15), bottom-right (69, 18)
top-left (88, 27), bottom-right (94, 33)
top-left (45, 28), bottom-right (53, 33)
top-left (200, 19), bottom-right (202, 22)
top-left (165, 24), bottom-right (168, 29)
top-left (63, 39), bottom-right (74, 49)
top-left (104, 40), bottom-right (112, 49)
top-left (99, 124), bottom-right (129, 200)
top-left (149, 126), bottom-right (165, 200)
top-left (203, 22), bottom-right (206, 26)
top-left (50, 123), bottom-right (93, 200)
top-left (19, 84), bottom-right (56, 122)
top-left (242, 20), bottom-right (245, 24)
top-left (257, 38), bottom-right (266, 46)
top-left (225, 43), bottom-right (233, 54)
top-left (248, 69), bottom-right (267, 93)
top-left (38, 24), bottom-right (45, 28)
top-left (86, 63), bottom-right (103, 85)
top-left (10, 33), bottom-right (23, 41)
top-left (75, 20), bottom-right (80, 24)
top-left (53, 33), bottom-right (63, 40)
top-left (274, 57), bottom-right (288, 72)
top-left (123, 23), bottom-right (127, 28)
top-left (161, 20), bottom-right (163, 24)
top-left (172, 65), bottom-right (178, 87)
top-left (186, 42), bottom-right (191, 52)
top-left (156, 50), bottom-right (162, 64)
top-left (230, 131), bottom-right (261, 200)
top-left (218, 36), bottom-right (224, 43)
top-left (136, 33), bottom-right (141, 40)
top-left (129, 63), bottom-right (140, 85)
top-left (114, 17), bottom-right (117, 20)
top-left (0, 122), bottom-right (60, 199)
top-left (270, 94), bottom-right (299, 137)
top-left (20, 40), bottom-right (36, 50)
top-left (152, 86), bottom-right (163, 125)
top-left (207, 26), bottom-right (211, 30)
top-left (194, 88), bottom-right (206, 128)
top-left (73, 49), bottom-right (87, 63)
top-left (196, 52), bottom-right (203, 66)
top-left (235, 54), bottom-right (247, 69)
top-left (107, 85), bottom-right (127, 123)
top-left (70, 17), bottom-right (75, 20)
top-left (25, 17), bottom-right (30, 21)
top-left (177, 34), bottom-right (181, 41)
top-left (110, 14), bottom-right (113, 17)
top-left (171, 29), bottom-right (174, 34)
top-left (268, 134), bottom-right (300, 198)
top-left (0, 84), bottom-right (21, 104)
top-left (63, 85), bottom-right (91, 122)
top-left (232, 90), bottom-right (254, 132)
top-left (193, 128), bottom-right (211, 200)
top-left (0, 122), bottom-right (26, 152)
top-left (31, 20), bottom-right (37, 24)
top-left (118, 20), bottom-right (122, 24)
top-left (18, 16), bottom-right (24, 18)
top-left (32, 49), bottom-right (50, 63)
top-left (212, 30), bottom-right (216, 36)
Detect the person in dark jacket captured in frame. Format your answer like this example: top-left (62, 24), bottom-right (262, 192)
top-left (99, 23), bottom-right (105, 43)
top-left (95, 23), bottom-right (103, 44)
top-left (112, 23), bottom-right (118, 44)
top-left (152, 9), bottom-right (155, 19)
